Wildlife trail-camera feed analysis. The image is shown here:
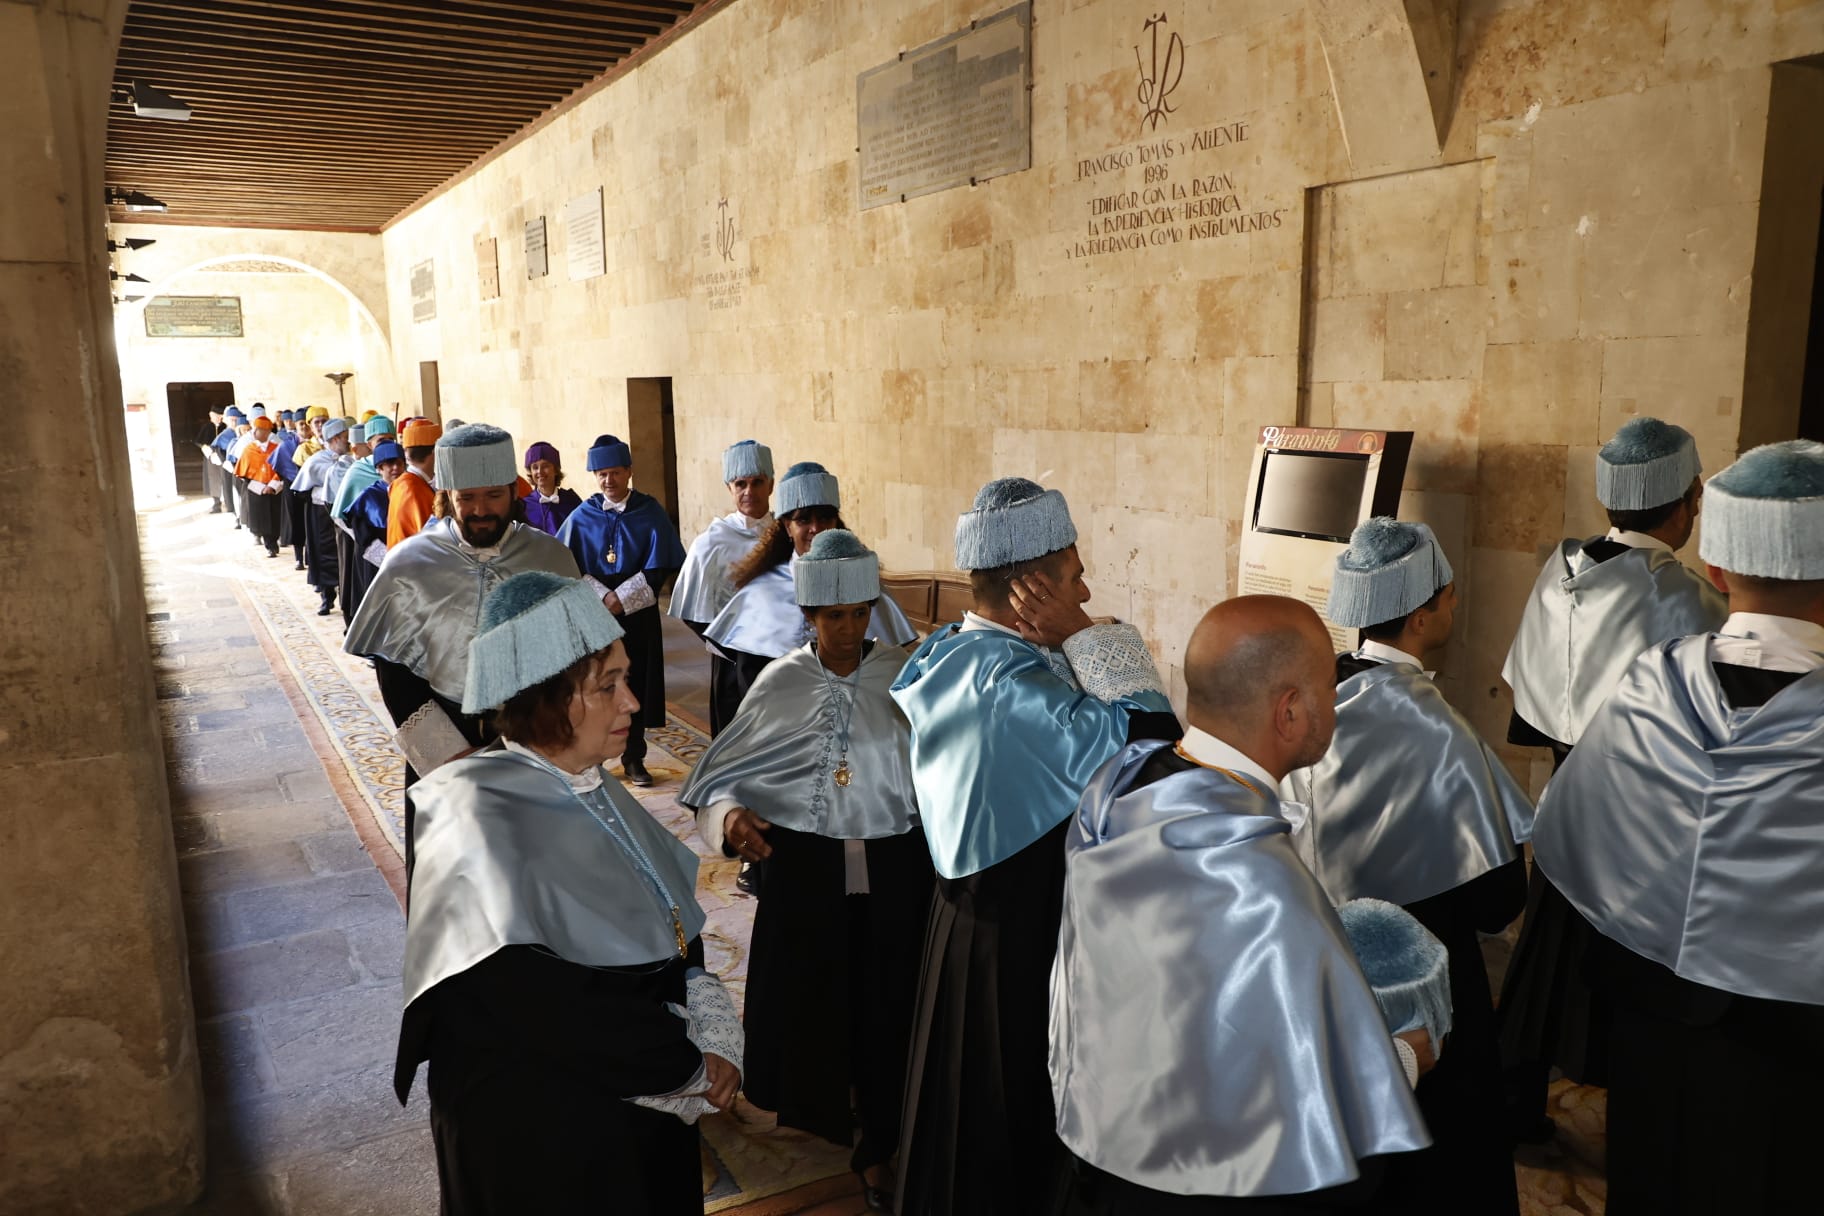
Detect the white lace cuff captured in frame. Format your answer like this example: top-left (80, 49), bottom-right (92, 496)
top-left (616, 571), bottom-right (656, 614)
top-left (394, 701), bottom-right (470, 776)
top-left (583, 574), bottom-right (614, 606)
top-left (1393, 1035), bottom-right (1420, 1089)
top-left (696, 799), bottom-right (742, 855)
top-left (363, 539), bottom-right (389, 567)
top-left (1062, 622), bottom-right (1166, 702)
top-left (629, 971), bottom-right (745, 1124)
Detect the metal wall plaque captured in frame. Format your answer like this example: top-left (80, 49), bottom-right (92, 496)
top-left (410, 259), bottom-right (436, 322)
top-left (143, 295), bottom-right (243, 338)
top-left (525, 216), bottom-right (549, 279)
top-left (476, 235), bottom-right (500, 301)
top-left (564, 187), bottom-right (606, 281)
top-left (857, 3), bottom-right (1031, 210)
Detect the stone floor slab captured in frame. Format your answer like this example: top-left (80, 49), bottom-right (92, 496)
top-left (257, 982), bottom-right (404, 1091)
top-left (191, 929), bottom-right (359, 1019)
top-left (178, 841), bottom-right (316, 897)
top-left (221, 869), bottom-right (398, 948)
top-left (278, 1127), bottom-right (440, 1216)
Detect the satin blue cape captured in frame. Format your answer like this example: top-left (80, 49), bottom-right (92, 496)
top-left (343, 518), bottom-right (581, 701)
top-left (557, 490), bottom-right (688, 584)
top-left (330, 456), bottom-right (381, 522)
top-left (1534, 636), bottom-right (1824, 1005)
top-left (890, 625), bottom-right (1171, 879)
top-left (669, 512), bottom-right (766, 625)
top-left (704, 561), bottom-right (919, 659)
top-left (404, 744), bottom-right (706, 1008)
top-left (1052, 742), bottom-right (1430, 1196)
top-left (1503, 539), bottom-right (1727, 745)
top-left (1284, 656), bottom-right (1533, 906)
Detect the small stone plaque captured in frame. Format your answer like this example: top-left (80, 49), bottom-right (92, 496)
top-left (410, 260), bottom-right (436, 322)
top-left (143, 295), bottom-right (243, 338)
top-left (525, 216), bottom-right (549, 279)
top-left (476, 236), bottom-right (499, 301)
top-left (564, 187), bottom-right (606, 281)
top-left (857, 3), bottom-right (1031, 210)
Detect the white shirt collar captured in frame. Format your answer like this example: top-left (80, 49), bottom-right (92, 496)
top-left (504, 740), bottom-right (605, 792)
top-left (1360, 638), bottom-right (1432, 677)
top-left (1179, 725), bottom-right (1279, 797)
top-left (1719, 612), bottom-right (1824, 672)
top-left (603, 493), bottom-right (630, 513)
top-left (961, 610), bottom-right (1021, 637)
top-left (1605, 527), bottom-right (1672, 553)
top-left (407, 464), bottom-right (433, 484)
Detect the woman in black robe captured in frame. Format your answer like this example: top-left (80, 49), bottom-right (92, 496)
top-left (396, 570), bottom-right (743, 1214)
top-left (681, 530), bottom-right (934, 1211)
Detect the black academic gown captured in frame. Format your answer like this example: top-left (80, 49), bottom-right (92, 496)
top-left (709, 646), bottom-right (775, 735)
top-left (1327, 653), bottom-right (1523, 1216)
top-left (302, 499), bottom-right (341, 605)
top-left (341, 486), bottom-right (389, 621)
top-left (1587, 662), bottom-right (1824, 1216)
top-left (373, 659), bottom-right (492, 875)
top-left (1496, 537), bottom-right (1635, 1119)
top-left (396, 939), bottom-right (708, 1216)
top-left (898, 707), bottom-right (1181, 1216)
top-left (743, 823), bottom-right (934, 1172)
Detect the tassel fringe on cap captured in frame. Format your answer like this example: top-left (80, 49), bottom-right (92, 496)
top-left (435, 424), bottom-right (518, 491)
top-left (1336, 898), bottom-right (1454, 1049)
top-left (463, 572), bottom-right (627, 714)
top-left (723, 440), bottom-right (774, 483)
top-left (1595, 417), bottom-right (1701, 510)
top-left (794, 529), bottom-right (881, 606)
top-left (953, 477), bottom-right (1078, 570)
top-left (1326, 518), bottom-right (1453, 628)
top-left (777, 461), bottom-right (840, 515)
top-left (1698, 439), bottom-right (1824, 580)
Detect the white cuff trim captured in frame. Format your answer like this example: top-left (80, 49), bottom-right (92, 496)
top-left (1062, 622), bottom-right (1167, 702)
top-left (1393, 1035), bottom-right (1420, 1089)
top-left (394, 701), bottom-right (471, 776)
top-left (617, 571), bottom-right (656, 614)
top-left (628, 972), bottom-right (744, 1124)
top-left (364, 539), bottom-right (389, 567)
top-left (696, 798), bottom-right (742, 854)
top-left (583, 574), bottom-right (614, 605)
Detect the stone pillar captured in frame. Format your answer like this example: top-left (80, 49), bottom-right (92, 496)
top-left (0, 1), bottom-right (206, 1211)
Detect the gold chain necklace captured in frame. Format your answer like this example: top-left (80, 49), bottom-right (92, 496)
top-left (1172, 742), bottom-right (1266, 798)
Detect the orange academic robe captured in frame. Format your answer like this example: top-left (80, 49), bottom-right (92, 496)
top-left (387, 468), bottom-right (436, 548)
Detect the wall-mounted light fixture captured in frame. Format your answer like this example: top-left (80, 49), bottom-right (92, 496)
top-left (118, 80), bottom-right (192, 121)
top-left (108, 238), bottom-right (157, 252)
top-left (106, 188), bottom-right (168, 213)
top-left (325, 372), bottom-right (354, 411)
top-left (109, 271), bottom-right (151, 283)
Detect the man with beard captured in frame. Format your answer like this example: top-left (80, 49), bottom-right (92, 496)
top-left (557, 434), bottom-right (687, 787)
top-left (292, 417), bottom-right (354, 616)
top-left (345, 423), bottom-right (579, 872)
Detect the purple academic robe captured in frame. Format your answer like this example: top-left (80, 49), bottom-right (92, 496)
top-left (523, 487), bottom-right (583, 536)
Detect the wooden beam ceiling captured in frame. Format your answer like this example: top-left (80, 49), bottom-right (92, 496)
top-left (106, 0), bottom-right (708, 232)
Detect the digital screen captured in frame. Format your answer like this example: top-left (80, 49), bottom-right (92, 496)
top-left (1252, 450), bottom-right (1372, 543)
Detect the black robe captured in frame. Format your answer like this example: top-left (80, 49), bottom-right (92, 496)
top-left (243, 482), bottom-right (282, 554)
top-left (341, 492), bottom-right (389, 621)
top-left (742, 824), bottom-right (934, 1172)
top-left (335, 522), bottom-right (360, 625)
top-left (896, 707), bottom-right (1181, 1216)
top-left (303, 500), bottom-right (341, 603)
top-left (281, 482), bottom-right (309, 564)
top-left (396, 939), bottom-right (707, 1216)
top-left (709, 646), bottom-right (774, 736)
top-left (1591, 662), bottom-right (1824, 1216)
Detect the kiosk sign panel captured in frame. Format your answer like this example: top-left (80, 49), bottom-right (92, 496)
top-left (1237, 426), bottom-right (1412, 652)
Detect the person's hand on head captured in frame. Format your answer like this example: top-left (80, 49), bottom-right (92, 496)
top-left (1009, 568), bottom-right (1094, 648)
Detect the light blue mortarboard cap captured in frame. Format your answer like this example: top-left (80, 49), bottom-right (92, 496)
top-left (463, 572), bottom-right (627, 714)
top-left (1326, 518), bottom-right (1454, 628)
top-left (776, 461), bottom-right (840, 516)
top-left (723, 439), bottom-right (774, 483)
top-left (320, 417), bottom-right (349, 440)
top-left (794, 529), bottom-right (880, 607)
top-left (1698, 439), bottom-right (1824, 580)
top-left (364, 415), bottom-right (396, 440)
top-left (1336, 898), bottom-right (1453, 1050)
top-left (954, 477), bottom-right (1077, 570)
top-left (435, 423), bottom-right (517, 491)
top-left (1596, 417), bottom-right (1701, 510)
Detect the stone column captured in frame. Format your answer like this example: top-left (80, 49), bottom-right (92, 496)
top-left (0, 1), bottom-right (206, 1211)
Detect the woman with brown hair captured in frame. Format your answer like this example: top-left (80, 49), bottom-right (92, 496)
top-left (395, 570), bottom-right (742, 1214)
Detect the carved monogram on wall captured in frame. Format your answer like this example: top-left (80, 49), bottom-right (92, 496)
top-left (1137, 13), bottom-right (1185, 133)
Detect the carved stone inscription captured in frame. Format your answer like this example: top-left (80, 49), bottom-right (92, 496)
top-left (410, 260), bottom-right (436, 322)
top-left (525, 216), bottom-right (549, 279)
top-left (1066, 120), bottom-right (1289, 258)
top-left (144, 295), bottom-right (243, 338)
top-left (857, 3), bottom-right (1031, 210)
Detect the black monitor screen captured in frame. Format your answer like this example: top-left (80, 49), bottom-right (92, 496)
top-left (1252, 450), bottom-right (1372, 543)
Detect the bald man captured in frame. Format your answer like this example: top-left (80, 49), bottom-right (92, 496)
top-left (1052, 596), bottom-right (1436, 1213)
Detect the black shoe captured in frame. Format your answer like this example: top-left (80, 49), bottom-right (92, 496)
top-left (209, 504), bottom-right (223, 514)
top-left (736, 861), bottom-right (759, 896)
top-left (266, 548), bottom-right (280, 558)
top-left (622, 758), bottom-right (653, 787)
top-left (316, 597), bottom-right (335, 616)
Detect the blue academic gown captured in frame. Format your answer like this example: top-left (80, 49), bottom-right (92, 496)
top-left (557, 491), bottom-right (687, 765)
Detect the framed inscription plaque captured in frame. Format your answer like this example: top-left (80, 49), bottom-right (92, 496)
top-left (144, 296), bottom-right (243, 338)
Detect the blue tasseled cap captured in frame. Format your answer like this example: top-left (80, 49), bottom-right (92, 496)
top-left (224, 407), bottom-right (245, 422)
top-left (794, 529), bottom-right (881, 607)
top-left (1698, 439), bottom-right (1824, 579)
top-left (723, 439), bottom-right (774, 483)
top-left (1596, 417), bottom-right (1701, 510)
top-left (463, 572), bottom-right (627, 714)
top-left (1335, 898), bottom-right (1453, 1049)
top-left (435, 423), bottom-right (518, 491)
top-left (371, 440), bottom-right (404, 464)
top-left (776, 460), bottom-right (840, 515)
top-left (1326, 518), bottom-right (1453, 628)
top-left (587, 434), bottom-right (633, 471)
top-left (320, 417), bottom-right (349, 440)
top-left (954, 477), bottom-right (1077, 570)
top-left (364, 416), bottom-right (396, 440)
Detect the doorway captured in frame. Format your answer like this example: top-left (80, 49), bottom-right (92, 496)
top-left (166, 381), bottom-right (236, 496)
top-left (419, 361), bottom-right (441, 424)
top-left (626, 377), bottom-right (679, 526)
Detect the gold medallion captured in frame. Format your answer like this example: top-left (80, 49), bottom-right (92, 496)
top-left (605, 546), bottom-right (617, 566)
top-left (834, 763), bottom-right (853, 788)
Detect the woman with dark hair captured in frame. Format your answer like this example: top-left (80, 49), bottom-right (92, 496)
top-left (521, 441), bottom-right (582, 536)
top-left (682, 531), bottom-right (932, 1212)
top-left (707, 462), bottom-right (919, 728)
top-left (396, 570), bottom-right (743, 1214)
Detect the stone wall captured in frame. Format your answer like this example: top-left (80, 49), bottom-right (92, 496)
top-left (378, 0), bottom-right (1824, 770)
top-left (0, 0), bottom-right (205, 1211)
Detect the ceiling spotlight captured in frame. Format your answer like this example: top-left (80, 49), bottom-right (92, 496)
top-left (125, 80), bottom-right (192, 121)
top-left (107, 188), bottom-right (168, 213)
top-left (108, 238), bottom-right (157, 252)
